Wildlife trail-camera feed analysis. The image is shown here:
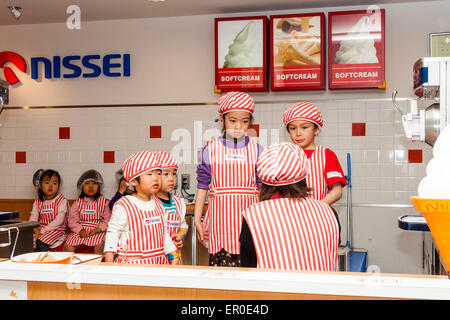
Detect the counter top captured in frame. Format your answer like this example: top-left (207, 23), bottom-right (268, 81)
top-left (0, 261), bottom-right (449, 299)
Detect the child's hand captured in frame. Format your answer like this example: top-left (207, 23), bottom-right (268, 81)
top-left (34, 229), bottom-right (41, 239)
top-left (173, 235), bottom-right (184, 250)
top-left (79, 229), bottom-right (89, 239)
top-left (203, 224), bottom-right (209, 241)
top-left (89, 227), bottom-right (102, 236)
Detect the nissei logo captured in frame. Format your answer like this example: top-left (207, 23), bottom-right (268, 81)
top-left (0, 51), bottom-right (131, 85)
top-left (0, 51), bottom-right (27, 85)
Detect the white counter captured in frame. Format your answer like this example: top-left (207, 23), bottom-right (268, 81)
top-left (1, 261), bottom-right (450, 300)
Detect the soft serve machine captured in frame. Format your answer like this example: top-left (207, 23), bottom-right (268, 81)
top-left (394, 57), bottom-right (450, 275)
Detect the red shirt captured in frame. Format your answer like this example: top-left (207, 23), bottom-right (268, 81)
top-left (303, 148), bottom-right (347, 188)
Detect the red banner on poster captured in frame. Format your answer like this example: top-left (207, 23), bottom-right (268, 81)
top-left (328, 9), bottom-right (385, 89)
top-left (273, 65), bottom-right (322, 88)
top-left (216, 67), bottom-right (264, 89)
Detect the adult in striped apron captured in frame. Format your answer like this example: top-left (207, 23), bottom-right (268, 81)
top-left (115, 195), bottom-right (169, 265)
top-left (65, 195), bottom-right (110, 253)
top-left (32, 193), bottom-right (68, 251)
top-left (240, 142), bottom-right (339, 271)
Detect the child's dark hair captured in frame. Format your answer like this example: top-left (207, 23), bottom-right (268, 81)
top-left (259, 179), bottom-right (312, 202)
top-left (79, 182), bottom-right (101, 200)
top-left (38, 170), bottom-right (61, 201)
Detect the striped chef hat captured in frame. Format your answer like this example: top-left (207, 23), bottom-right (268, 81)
top-left (122, 151), bottom-right (161, 182)
top-left (257, 142), bottom-right (309, 186)
top-left (218, 91), bottom-right (255, 114)
top-left (282, 102), bottom-right (323, 127)
top-left (156, 151), bottom-right (178, 169)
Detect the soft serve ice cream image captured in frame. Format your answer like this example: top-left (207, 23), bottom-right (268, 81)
top-left (220, 20), bottom-right (263, 68)
top-left (418, 125), bottom-right (450, 199)
top-left (335, 16), bottom-right (379, 64)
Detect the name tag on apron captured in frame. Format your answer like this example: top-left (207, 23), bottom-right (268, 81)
top-left (225, 154), bottom-right (246, 162)
top-left (143, 216), bottom-right (162, 226)
top-left (167, 220), bottom-right (180, 228)
top-left (41, 209), bottom-right (54, 214)
top-left (82, 210), bottom-right (96, 215)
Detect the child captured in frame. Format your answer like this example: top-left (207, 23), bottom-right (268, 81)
top-left (239, 142), bottom-right (339, 271)
top-left (29, 169), bottom-right (69, 252)
top-left (104, 151), bottom-right (180, 265)
top-left (282, 102), bottom-right (347, 204)
top-left (194, 91), bottom-right (263, 267)
top-left (65, 169), bottom-right (112, 255)
top-left (155, 151), bottom-right (188, 263)
top-left (108, 169), bottom-right (135, 210)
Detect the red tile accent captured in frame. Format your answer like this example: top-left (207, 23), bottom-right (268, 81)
top-left (150, 126), bottom-right (162, 139)
top-left (59, 127), bottom-right (70, 139)
top-left (16, 151), bottom-right (26, 163)
top-left (104, 151), bottom-right (115, 163)
top-left (408, 149), bottom-right (423, 163)
top-left (248, 124), bottom-right (260, 137)
top-left (352, 123), bottom-right (366, 136)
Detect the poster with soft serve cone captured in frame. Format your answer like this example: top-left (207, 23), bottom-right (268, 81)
top-left (328, 9), bottom-right (385, 89)
top-left (270, 13), bottom-right (325, 90)
top-left (215, 16), bottom-right (267, 92)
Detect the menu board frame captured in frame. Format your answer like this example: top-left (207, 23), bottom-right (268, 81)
top-left (215, 16), bottom-right (268, 92)
top-left (328, 9), bottom-right (385, 90)
top-left (270, 12), bottom-right (326, 91)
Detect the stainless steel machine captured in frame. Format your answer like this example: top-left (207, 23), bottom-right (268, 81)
top-left (394, 57), bottom-right (450, 275)
top-left (393, 57), bottom-right (450, 146)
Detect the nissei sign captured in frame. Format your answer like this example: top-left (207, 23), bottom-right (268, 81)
top-left (0, 51), bottom-right (131, 85)
top-left (31, 54), bottom-right (130, 79)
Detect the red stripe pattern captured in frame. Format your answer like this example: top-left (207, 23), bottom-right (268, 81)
top-left (257, 142), bottom-right (309, 186)
top-left (122, 151), bottom-right (161, 182)
top-left (243, 197), bottom-right (339, 271)
top-left (115, 195), bottom-right (168, 265)
top-left (207, 137), bottom-right (259, 254)
top-left (35, 194), bottom-right (67, 245)
top-left (66, 196), bottom-right (108, 247)
top-left (306, 146), bottom-right (329, 200)
top-left (282, 102), bottom-right (324, 127)
top-left (218, 91), bottom-right (255, 114)
top-left (156, 151), bottom-right (178, 169)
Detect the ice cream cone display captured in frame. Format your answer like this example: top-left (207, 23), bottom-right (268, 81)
top-left (270, 13), bottom-right (325, 91)
top-left (215, 16), bottom-right (267, 92)
top-left (328, 9), bottom-right (385, 89)
top-left (411, 197), bottom-right (450, 272)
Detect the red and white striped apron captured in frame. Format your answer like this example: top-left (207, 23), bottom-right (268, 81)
top-left (116, 195), bottom-right (169, 265)
top-left (207, 137), bottom-right (259, 255)
top-left (35, 194), bottom-right (67, 246)
top-left (306, 146), bottom-right (329, 201)
top-left (243, 197), bottom-right (339, 271)
top-left (66, 196), bottom-right (108, 247)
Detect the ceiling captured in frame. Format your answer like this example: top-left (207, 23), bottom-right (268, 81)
top-left (0, 0), bottom-right (432, 25)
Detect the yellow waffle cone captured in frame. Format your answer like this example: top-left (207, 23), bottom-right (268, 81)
top-left (411, 197), bottom-right (450, 272)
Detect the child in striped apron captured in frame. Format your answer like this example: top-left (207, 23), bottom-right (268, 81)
top-left (283, 102), bottom-right (347, 243)
top-left (239, 142), bottom-right (339, 271)
top-left (29, 169), bottom-right (69, 252)
top-left (65, 170), bottom-right (112, 255)
top-left (155, 152), bottom-right (188, 264)
top-left (104, 151), bottom-right (180, 265)
top-left (194, 91), bottom-right (263, 267)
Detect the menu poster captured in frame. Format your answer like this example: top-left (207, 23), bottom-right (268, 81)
top-left (328, 9), bottom-right (385, 89)
top-left (270, 13), bottom-right (325, 91)
top-left (215, 16), bottom-right (268, 92)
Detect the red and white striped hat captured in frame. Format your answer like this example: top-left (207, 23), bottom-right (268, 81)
top-left (218, 91), bottom-right (255, 114)
top-left (282, 102), bottom-right (323, 127)
top-left (156, 151), bottom-right (178, 170)
top-left (122, 151), bottom-right (161, 182)
top-left (257, 142), bottom-right (309, 186)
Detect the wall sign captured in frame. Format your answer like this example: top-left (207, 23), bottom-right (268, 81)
top-left (215, 16), bottom-right (268, 92)
top-left (270, 13), bottom-right (325, 91)
top-left (328, 9), bottom-right (385, 89)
